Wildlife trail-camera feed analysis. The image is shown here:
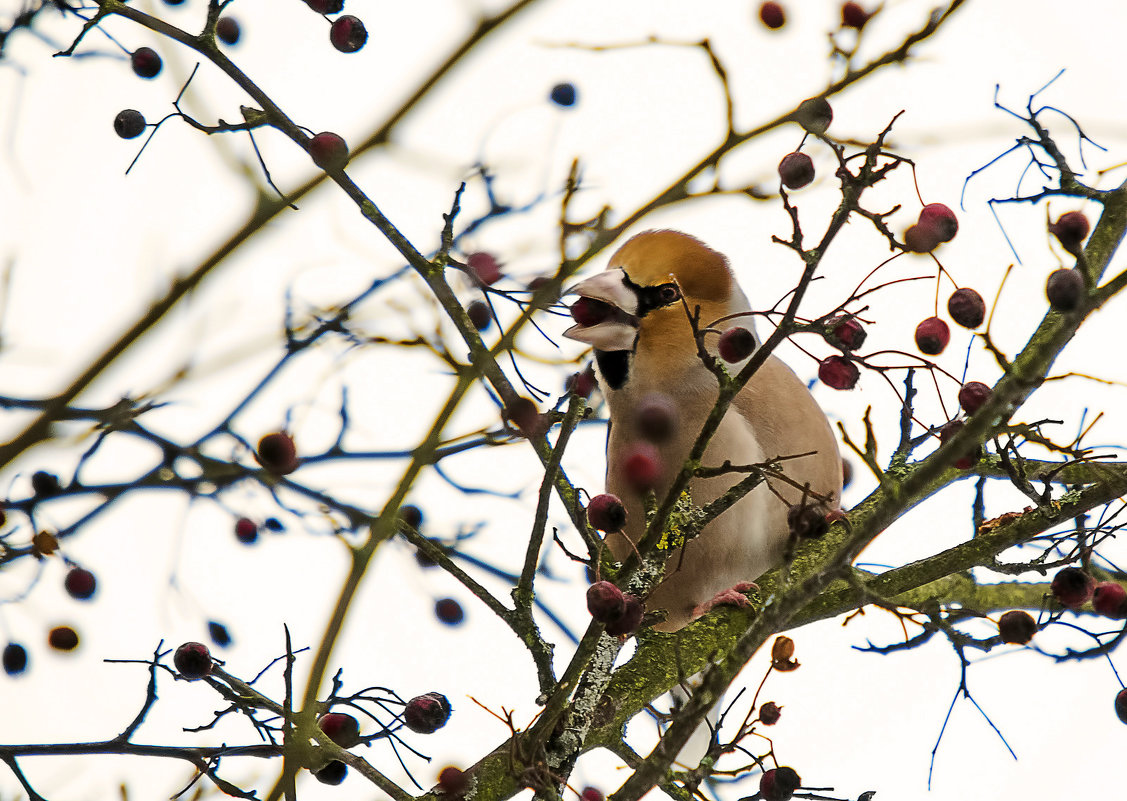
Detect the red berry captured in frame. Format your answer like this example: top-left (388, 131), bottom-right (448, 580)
top-left (319, 712), bottom-right (361, 747)
top-left (759, 701), bottom-right (781, 725)
top-left (569, 296), bottom-right (614, 327)
top-left (503, 397), bottom-right (541, 437)
top-left (586, 581), bottom-right (626, 622)
top-left (620, 442), bottom-right (662, 492)
top-left (604, 594), bottom-right (643, 636)
top-left (466, 252), bottom-right (502, 285)
top-left (795, 96), bottom-right (832, 135)
top-left (635, 393), bottom-right (679, 442)
top-left (466, 300), bottom-right (491, 331)
top-left (305, 0), bottom-right (344, 13)
top-left (787, 505), bottom-right (828, 539)
top-left (580, 788), bottom-right (604, 801)
top-left (330, 15), bottom-right (367, 53)
top-left (216, 16), bottom-right (240, 45)
top-left (1051, 567), bottom-right (1095, 610)
top-left (314, 761), bottom-right (347, 785)
top-left (47, 625), bottom-right (79, 652)
top-left (718, 326), bottom-right (756, 362)
top-left (403, 692), bottom-right (452, 733)
top-left (998, 610), bottom-right (1037, 644)
top-left (758, 2), bottom-right (785, 29)
top-left (904, 223), bottom-right (940, 253)
top-left (957, 381), bottom-right (991, 415)
top-left (64, 567), bottom-right (96, 600)
top-left (131, 47), bottom-right (162, 79)
top-left (938, 420), bottom-right (977, 470)
top-left (3, 643), bottom-right (28, 676)
top-left (918, 203), bottom-right (958, 243)
top-left (257, 431), bottom-right (298, 474)
top-left (1049, 211), bottom-right (1090, 255)
top-left (827, 317), bottom-right (866, 351)
top-left (1116, 688), bottom-right (1127, 725)
top-left (567, 365), bottom-right (597, 398)
top-left (914, 317), bottom-right (949, 356)
top-left (309, 131), bottom-right (349, 172)
top-left (841, 2), bottom-right (871, 28)
top-left (234, 517), bottom-right (258, 544)
top-left (1046, 268), bottom-right (1084, 312)
top-left (174, 641), bottom-right (212, 679)
top-left (113, 109), bottom-right (146, 139)
top-left (778, 152), bottom-right (814, 189)
top-left (818, 355), bottom-right (859, 390)
top-left (947, 287), bottom-right (985, 329)
top-left (1093, 582), bottom-right (1127, 618)
top-left (435, 598), bottom-right (464, 625)
top-left (439, 766), bottom-right (468, 795)
top-left (586, 494), bottom-right (627, 533)
top-left (760, 766), bottom-right (801, 801)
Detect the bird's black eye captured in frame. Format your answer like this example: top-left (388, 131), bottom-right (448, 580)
top-left (657, 283), bottom-right (680, 305)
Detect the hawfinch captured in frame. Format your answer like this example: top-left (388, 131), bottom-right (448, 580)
top-left (565, 230), bottom-right (842, 631)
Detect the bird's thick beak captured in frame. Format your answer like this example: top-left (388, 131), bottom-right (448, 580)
top-left (562, 269), bottom-right (639, 351)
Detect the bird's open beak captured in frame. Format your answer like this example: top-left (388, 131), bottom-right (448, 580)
top-left (562, 269), bottom-right (640, 351)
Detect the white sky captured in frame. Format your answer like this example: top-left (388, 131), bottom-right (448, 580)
top-left (1, 1), bottom-right (1126, 800)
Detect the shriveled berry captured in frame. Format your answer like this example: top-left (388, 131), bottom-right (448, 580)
top-left (549, 83), bottom-right (577, 107)
top-left (914, 317), bottom-right (949, 356)
top-left (319, 712), bottom-right (362, 747)
top-left (1093, 582), bottom-right (1127, 618)
top-left (620, 442), bottom-right (662, 492)
top-left (1049, 211), bottom-right (1090, 255)
top-left (31, 470), bottom-right (60, 497)
top-left (309, 131), bottom-right (349, 171)
top-left (787, 504), bottom-right (828, 539)
top-left (216, 16), bottom-right (240, 45)
top-left (1116, 688), bottom-right (1127, 725)
top-left (439, 766), bottom-right (468, 795)
top-left (759, 701), bottom-right (782, 725)
top-left (587, 494), bottom-right (627, 533)
top-left (718, 327), bottom-right (756, 362)
top-left (403, 692), bottom-right (452, 733)
top-left (3, 643), bottom-right (28, 676)
top-left (760, 766), bottom-right (801, 801)
top-left (435, 598), bottom-right (464, 625)
top-left (771, 635), bottom-right (798, 671)
top-left (131, 47), bottom-right (162, 79)
top-left (904, 223), bottom-right (940, 253)
top-left (567, 365), bottom-right (597, 398)
top-left (758, 1), bottom-right (786, 29)
top-left (827, 317), bottom-right (866, 351)
top-left (635, 393), bottom-right (678, 442)
top-left (947, 287), bottom-right (985, 329)
top-left (235, 517), bottom-right (258, 544)
top-left (257, 432), bottom-right (298, 474)
top-left (918, 203), bottom-right (958, 243)
top-left (957, 381), bottom-right (991, 415)
top-left (938, 420), bottom-right (978, 470)
top-left (314, 761), bottom-right (347, 785)
top-left (604, 594), bottom-right (643, 636)
top-left (466, 251), bottom-right (502, 285)
top-left (569, 296), bottom-right (614, 326)
top-left (48, 626), bottom-right (79, 652)
top-left (64, 567), bottom-right (96, 600)
top-left (795, 96), bottom-right (832, 134)
top-left (1051, 566), bottom-right (1095, 610)
top-left (778, 152), bottom-right (814, 189)
top-left (841, 2), bottom-right (871, 28)
top-left (330, 15), bottom-right (367, 52)
top-left (1046, 268), bottom-right (1084, 312)
top-left (305, 0), bottom-right (344, 13)
top-left (114, 109), bottom-right (146, 139)
top-left (818, 355), bottom-right (859, 390)
top-left (998, 610), bottom-right (1036, 644)
top-left (586, 581), bottom-right (626, 622)
top-left (208, 621), bottom-right (232, 647)
top-left (466, 300), bottom-right (491, 331)
top-left (174, 641), bottom-right (212, 679)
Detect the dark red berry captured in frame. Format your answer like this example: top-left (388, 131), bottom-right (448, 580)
top-left (235, 517), bottom-right (258, 544)
top-left (635, 393), bottom-right (678, 442)
top-left (778, 152), bottom-right (814, 189)
top-left (841, 2), bottom-right (871, 28)
top-left (1093, 582), bottom-right (1127, 618)
top-left (580, 788), bottom-right (604, 801)
top-left (503, 397), bottom-right (541, 437)
top-left (1046, 268), bottom-right (1084, 312)
top-left (174, 641), bottom-right (212, 679)
top-left (216, 16), bottom-right (240, 45)
top-left (330, 15), bottom-right (367, 52)
top-left (309, 131), bottom-right (349, 172)
top-left (399, 505), bottom-right (423, 531)
top-left (466, 300), bottom-right (491, 331)
top-left (48, 626), bottom-right (79, 651)
top-left (1116, 688), bottom-right (1127, 725)
top-left (569, 296), bottom-right (614, 327)
top-left (208, 621), bottom-right (232, 647)
top-left (1049, 211), bottom-right (1090, 255)
top-left (604, 594), bottom-right (643, 636)
top-left (549, 83), bottom-right (577, 107)
top-left (257, 431), bottom-right (298, 474)
top-left (795, 96), bottom-right (832, 135)
top-left (958, 381), bottom-right (991, 415)
top-left (586, 581), bottom-right (626, 622)
top-left (114, 109), bottom-right (146, 139)
top-left (818, 355), bottom-right (859, 390)
top-left (904, 223), bottom-right (940, 253)
top-left (3, 643), bottom-right (28, 676)
top-left (620, 442), bottom-right (662, 492)
top-left (587, 494), bottom-right (627, 533)
top-left (947, 287), bottom-right (985, 329)
top-left (760, 766), bottom-right (801, 801)
top-left (314, 761), bottom-right (348, 785)
top-left (435, 598), bottom-right (464, 625)
top-left (439, 766), bottom-right (468, 795)
top-left (718, 327), bottom-right (756, 362)
top-left (759, 701), bottom-right (782, 725)
top-left (64, 567), bottom-right (96, 600)
top-left (998, 610), bottom-right (1037, 645)
top-left (938, 420), bottom-right (978, 470)
top-left (131, 47), bottom-right (162, 79)
top-left (466, 252), bottom-right (502, 285)
top-left (403, 692), bottom-right (452, 733)
top-left (30, 470), bottom-right (60, 497)
top-left (305, 0), bottom-right (344, 13)
top-left (319, 712), bottom-right (362, 747)
top-left (1051, 567), bottom-right (1095, 610)
top-left (827, 317), bottom-right (866, 351)
top-left (914, 317), bottom-right (949, 356)
top-left (567, 365), bottom-right (597, 398)
top-left (759, 2), bottom-right (786, 29)
top-left (787, 505), bottom-right (828, 539)
top-left (918, 203), bottom-right (958, 243)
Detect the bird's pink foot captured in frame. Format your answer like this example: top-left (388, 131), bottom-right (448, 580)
top-left (691, 582), bottom-right (760, 620)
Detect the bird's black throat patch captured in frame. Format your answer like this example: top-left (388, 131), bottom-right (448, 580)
top-left (595, 350), bottom-right (631, 390)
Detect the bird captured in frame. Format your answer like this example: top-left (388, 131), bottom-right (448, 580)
top-left (563, 229), bottom-right (842, 632)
